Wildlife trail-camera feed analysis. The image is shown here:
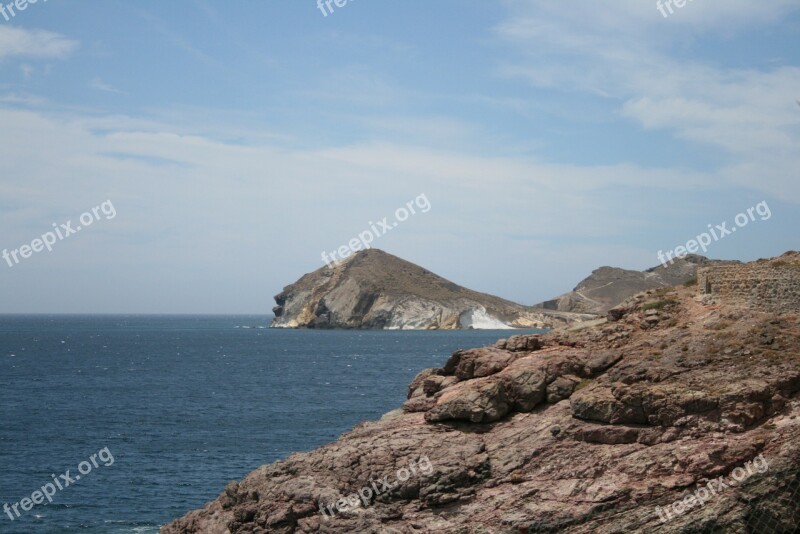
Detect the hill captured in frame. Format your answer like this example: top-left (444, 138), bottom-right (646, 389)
top-left (271, 249), bottom-right (591, 330)
top-left (535, 254), bottom-right (735, 315)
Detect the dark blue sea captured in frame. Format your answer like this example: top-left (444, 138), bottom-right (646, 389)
top-left (0, 315), bottom-right (543, 533)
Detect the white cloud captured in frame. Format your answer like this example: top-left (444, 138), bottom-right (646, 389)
top-left (0, 104), bottom-right (734, 253)
top-left (493, 0), bottom-right (800, 202)
top-left (0, 99), bottom-right (788, 312)
top-left (0, 26), bottom-right (78, 61)
top-left (89, 77), bottom-right (126, 94)
top-left (497, 0), bottom-right (798, 40)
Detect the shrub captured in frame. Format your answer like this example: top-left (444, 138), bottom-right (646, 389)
top-left (642, 300), bottom-right (673, 311)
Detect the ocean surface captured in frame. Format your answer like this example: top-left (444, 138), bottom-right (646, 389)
top-left (0, 315), bottom-right (545, 533)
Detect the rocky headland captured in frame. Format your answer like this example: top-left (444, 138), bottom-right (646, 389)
top-left (535, 255), bottom-right (735, 315)
top-left (271, 249), bottom-right (592, 330)
top-left (165, 252), bottom-right (800, 533)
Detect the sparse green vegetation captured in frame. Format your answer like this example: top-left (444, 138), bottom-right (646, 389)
top-left (683, 278), bottom-right (698, 287)
top-left (771, 261), bottom-right (800, 268)
top-left (642, 300), bottom-right (673, 311)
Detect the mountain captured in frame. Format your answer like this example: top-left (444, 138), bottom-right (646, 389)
top-left (535, 254), bottom-right (735, 315)
top-left (164, 253), bottom-right (800, 533)
top-left (271, 249), bottom-right (592, 330)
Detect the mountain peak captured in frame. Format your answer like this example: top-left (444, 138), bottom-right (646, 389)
top-left (272, 249), bottom-right (590, 330)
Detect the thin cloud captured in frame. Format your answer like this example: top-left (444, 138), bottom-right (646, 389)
top-left (90, 77), bottom-right (126, 95)
top-left (20, 63), bottom-right (34, 79)
top-left (0, 26), bottom-right (78, 61)
top-left (493, 0), bottom-right (800, 203)
top-left (128, 6), bottom-right (219, 66)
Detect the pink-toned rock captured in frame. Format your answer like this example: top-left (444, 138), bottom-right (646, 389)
top-left (504, 334), bottom-right (544, 352)
top-left (425, 379), bottom-right (510, 423)
top-left (441, 347), bottom-right (517, 380)
top-left (163, 279), bottom-right (800, 534)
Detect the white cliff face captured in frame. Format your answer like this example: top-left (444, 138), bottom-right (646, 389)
top-left (383, 297), bottom-right (447, 330)
top-left (458, 307), bottom-right (514, 329)
top-left (381, 299), bottom-right (526, 330)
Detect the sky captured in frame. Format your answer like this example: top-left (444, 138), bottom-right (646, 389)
top-left (0, 0), bottom-right (798, 314)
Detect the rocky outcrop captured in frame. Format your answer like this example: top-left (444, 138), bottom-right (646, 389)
top-left (271, 249), bottom-right (593, 330)
top-left (535, 254), bottom-right (735, 315)
top-left (166, 254), bottom-right (800, 534)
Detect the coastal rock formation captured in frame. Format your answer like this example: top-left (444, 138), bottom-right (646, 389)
top-left (271, 249), bottom-right (592, 330)
top-left (165, 253), bottom-right (800, 533)
top-left (535, 254), bottom-right (734, 315)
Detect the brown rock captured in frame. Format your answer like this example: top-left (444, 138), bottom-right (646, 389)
top-left (504, 334), bottom-right (544, 352)
top-left (442, 347), bottom-right (517, 380)
top-left (547, 375), bottom-right (581, 404)
top-left (164, 263), bottom-right (800, 534)
top-left (425, 379), bottom-right (510, 423)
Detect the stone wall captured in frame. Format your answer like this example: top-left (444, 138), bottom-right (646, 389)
top-left (698, 254), bottom-right (800, 312)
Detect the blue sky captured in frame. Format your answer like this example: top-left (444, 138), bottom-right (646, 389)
top-left (0, 0), bottom-right (798, 313)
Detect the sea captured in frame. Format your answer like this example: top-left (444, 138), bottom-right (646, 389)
top-left (0, 315), bottom-right (544, 533)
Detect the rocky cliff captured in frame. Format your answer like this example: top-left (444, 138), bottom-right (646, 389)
top-left (535, 255), bottom-right (734, 315)
top-left (271, 249), bottom-right (592, 330)
top-left (165, 253), bottom-right (800, 534)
